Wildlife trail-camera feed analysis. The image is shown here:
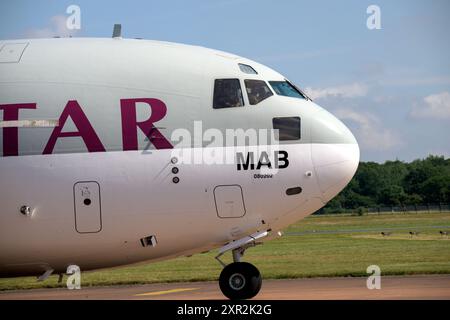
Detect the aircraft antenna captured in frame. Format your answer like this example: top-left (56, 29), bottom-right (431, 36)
top-left (112, 24), bottom-right (122, 38)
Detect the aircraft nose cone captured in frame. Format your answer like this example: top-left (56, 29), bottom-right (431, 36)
top-left (311, 109), bottom-right (360, 203)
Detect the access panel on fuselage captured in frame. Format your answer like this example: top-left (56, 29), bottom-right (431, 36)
top-left (214, 185), bottom-right (246, 218)
top-left (73, 181), bottom-right (102, 233)
top-left (0, 43), bottom-right (29, 63)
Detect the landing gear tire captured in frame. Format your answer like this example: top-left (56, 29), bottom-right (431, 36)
top-left (219, 262), bottom-right (262, 300)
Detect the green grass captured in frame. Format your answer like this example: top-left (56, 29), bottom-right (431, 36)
top-left (1, 212), bottom-right (449, 291)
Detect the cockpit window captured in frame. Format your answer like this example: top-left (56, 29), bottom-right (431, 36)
top-left (272, 117), bottom-right (301, 140)
top-left (269, 81), bottom-right (307, 99)
top-left (238, 63), bottom-right (258, 74)
top-left (244, 80), bottom-right (273, 105)
top-left (213, 79), bottom-right (244, 109)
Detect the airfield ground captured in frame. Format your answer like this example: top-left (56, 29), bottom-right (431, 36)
top-left (1, 275), bottom-right (449, 299)
top-left (0, 211), bottom-right (449, 291)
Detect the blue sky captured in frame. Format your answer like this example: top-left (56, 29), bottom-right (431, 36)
top-left (1, 0), bottom-right (449, 162)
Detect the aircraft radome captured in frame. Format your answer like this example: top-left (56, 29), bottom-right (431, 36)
top-left (0, 32), bottom-right (359, 299)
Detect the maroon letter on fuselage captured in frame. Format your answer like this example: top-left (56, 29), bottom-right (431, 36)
top-left (120, 98), bottom-right (173, 150)
top-left (0, 103), bottom-right (37, 156)
top-left (43, 100), bottom-right (105, 154)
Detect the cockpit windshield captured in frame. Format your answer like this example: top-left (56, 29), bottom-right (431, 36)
top-left (269, 81), bottom-right (308, 100)
top-left (244, 80), bottom-right (273, 105)
top-left (213, 79), bottom-right (244, 109)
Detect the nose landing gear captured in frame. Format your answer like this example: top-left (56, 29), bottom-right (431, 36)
top-left (219, 258), bottom-right (262, 300)
top-left (215, 230), bottom-right (269, 300)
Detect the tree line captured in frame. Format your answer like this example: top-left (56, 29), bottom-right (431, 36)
top-left (322, 155), bottom-right (450, 214)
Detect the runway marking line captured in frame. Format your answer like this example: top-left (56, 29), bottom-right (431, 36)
top-left (134, 287), bottom-right (199, 297)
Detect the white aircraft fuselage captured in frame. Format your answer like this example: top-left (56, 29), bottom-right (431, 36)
top-left (0, 38), bottom-right (359, 290)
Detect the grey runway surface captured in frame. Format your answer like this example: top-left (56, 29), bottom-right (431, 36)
top-left (1, 275), bottom-right (449, 300)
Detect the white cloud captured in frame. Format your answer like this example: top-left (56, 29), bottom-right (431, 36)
top-left (381, 75), bottom-right (450, 87)
top-left (411, 91), bottom-right (450, 119)
top-left (25, 15), bottom-right (77, 38)
top-left (335, 108), bottom-right (402, 151)
top-left (304, 83), bottom-right (368, 100)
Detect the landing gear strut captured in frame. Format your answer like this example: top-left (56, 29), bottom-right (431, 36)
top-left (216, 230), bottom-right (269, 300)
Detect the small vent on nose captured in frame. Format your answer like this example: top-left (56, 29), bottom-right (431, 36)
top-left (286, 187), bottom-right (302, 196)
